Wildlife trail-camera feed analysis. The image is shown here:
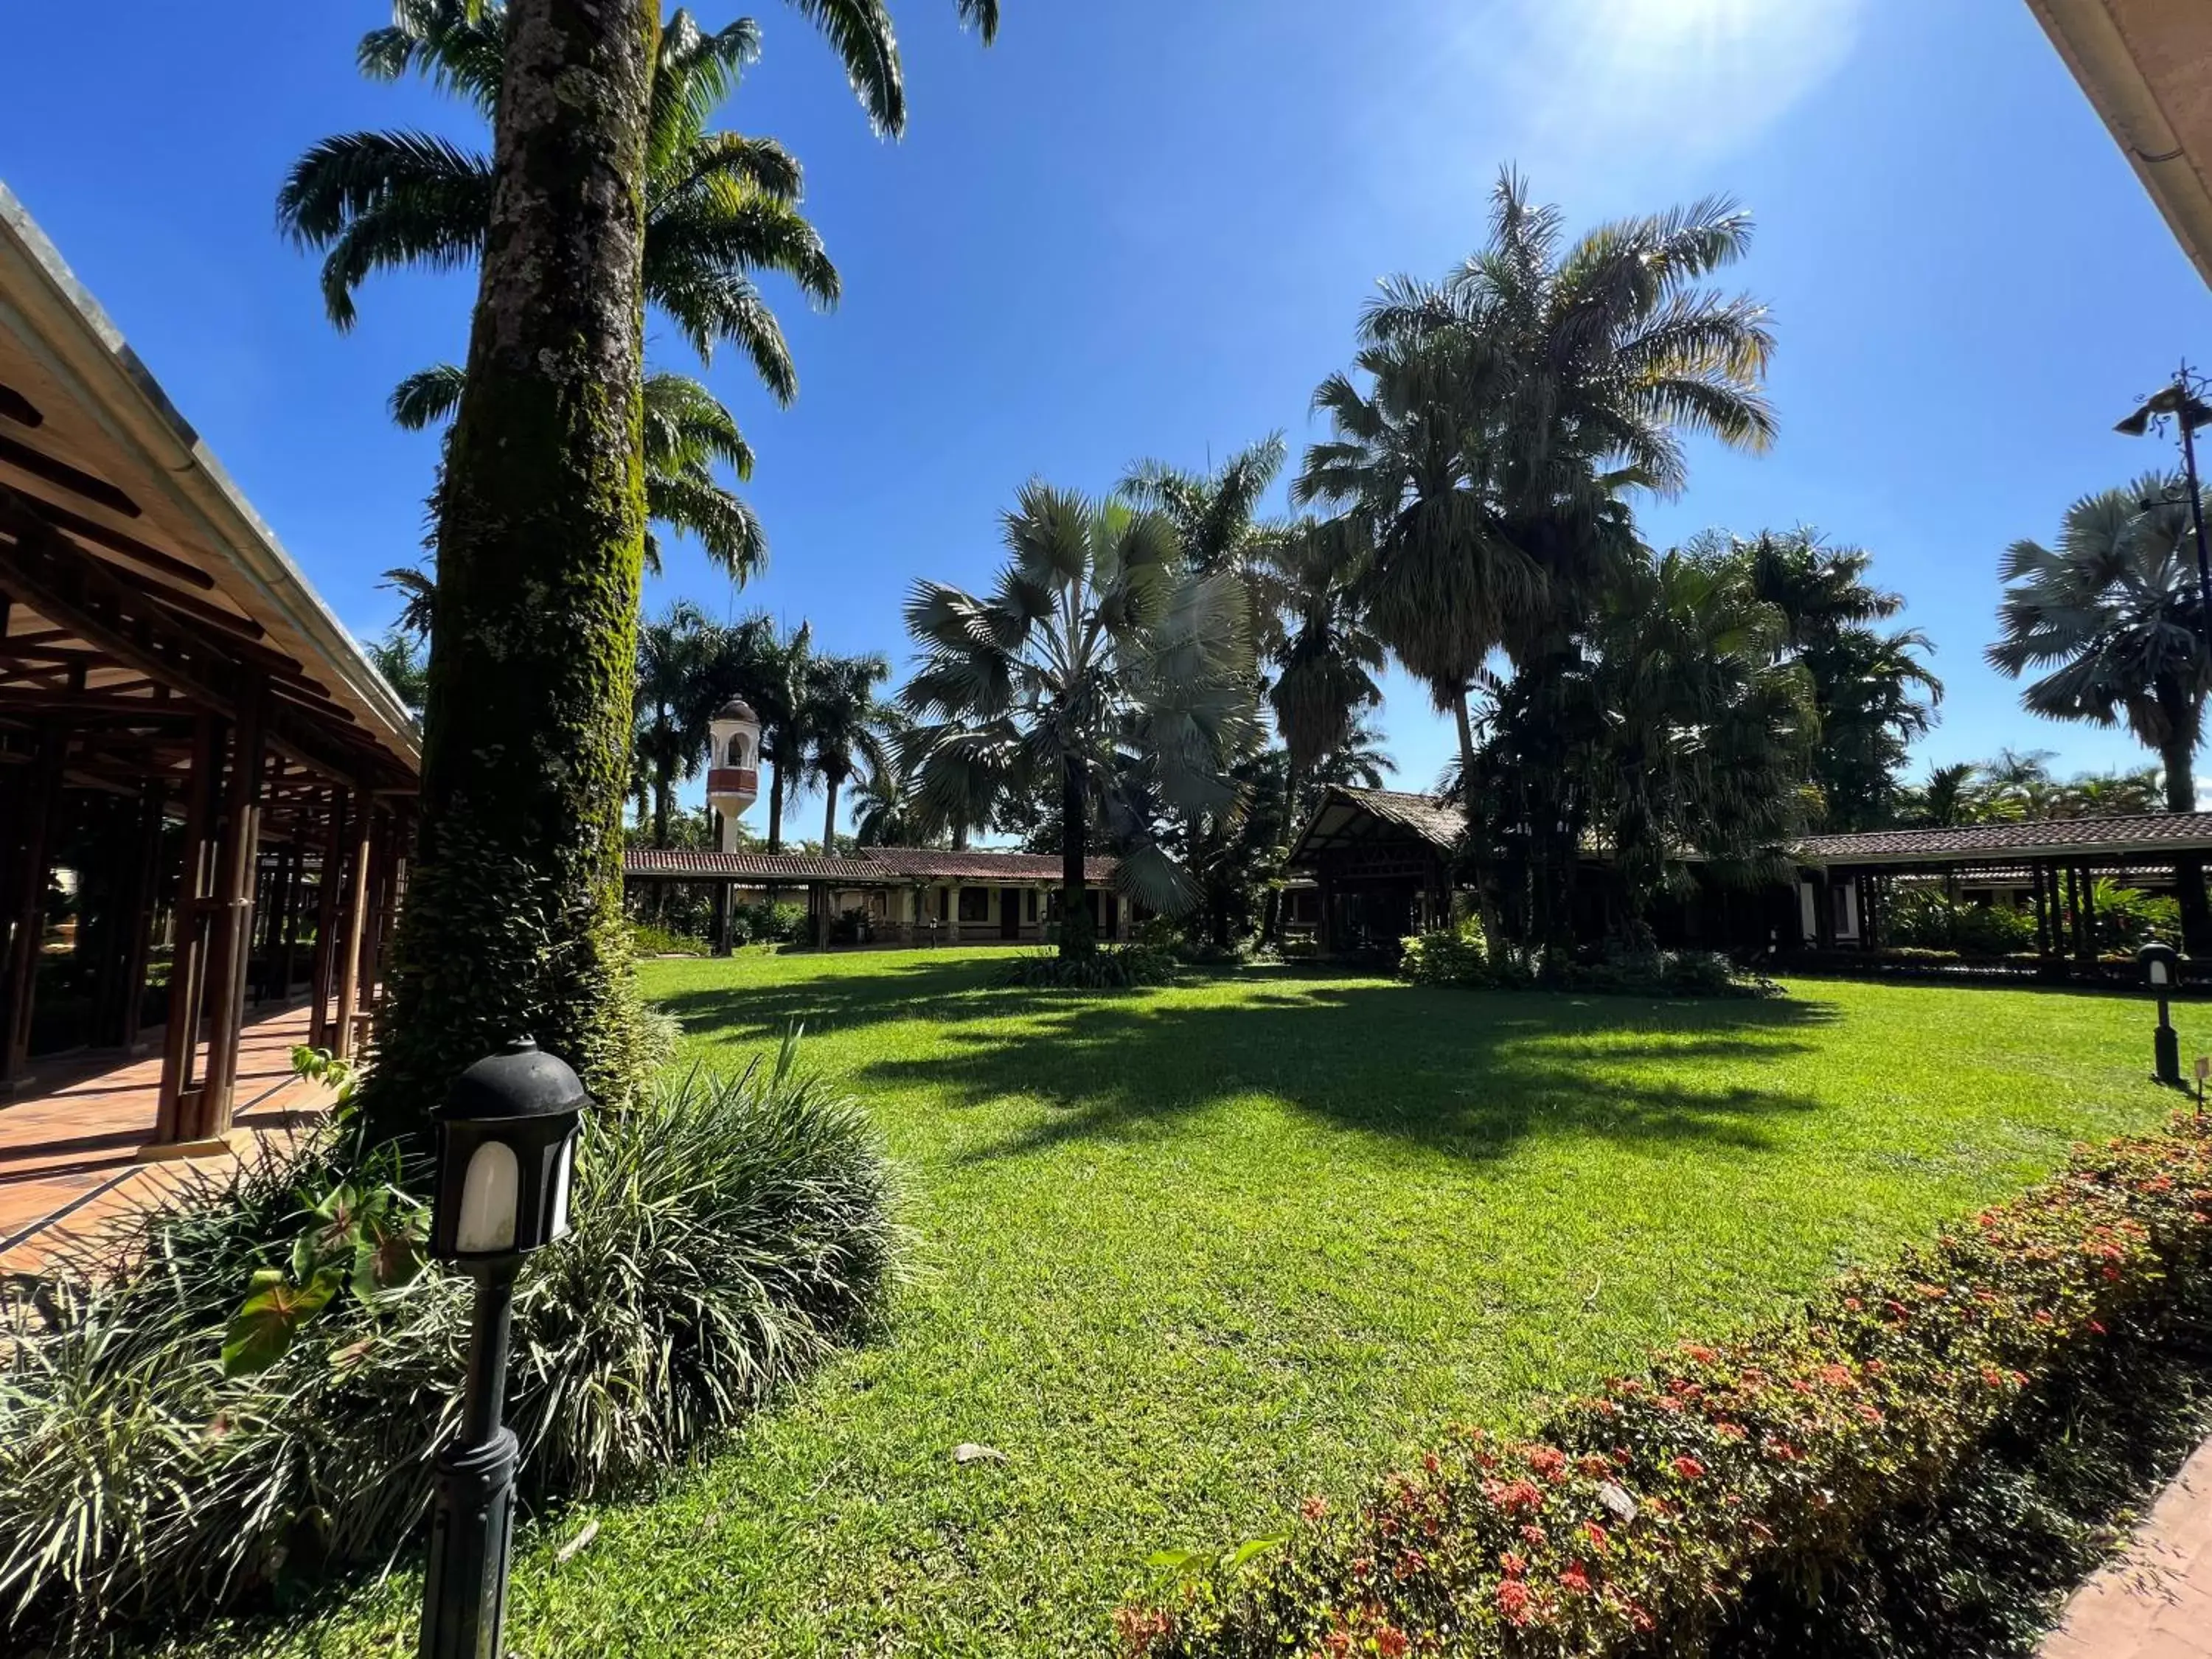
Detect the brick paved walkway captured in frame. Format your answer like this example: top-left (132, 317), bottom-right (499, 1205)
top-left (0, 1001), bottom-right (335, 1277)
top-left (2041, 1432), bottom-right (2212, 1659)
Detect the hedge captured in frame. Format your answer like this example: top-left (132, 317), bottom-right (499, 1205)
top-left (1119, 1110), bottom-right (2212, 1658)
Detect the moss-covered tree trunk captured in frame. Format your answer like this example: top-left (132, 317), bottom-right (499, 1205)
top-left (358, 0), bottom-right (659, 1148)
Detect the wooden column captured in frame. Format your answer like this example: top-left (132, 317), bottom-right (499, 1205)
top-left (275, 838), bottom-right (306, 1004)
top-left (308, 788), bottom-right (349, 1050)
top-left (114, 782), bottom-right (166, 1054)
top-left (194, 679), bottom-right (268, 1139)
top-left (333, 799), bottom-right (375, 1060)
top-left (1, 722), bottom-right (66, 1091)
top-left (156, 716), bottom-right (223, 1141)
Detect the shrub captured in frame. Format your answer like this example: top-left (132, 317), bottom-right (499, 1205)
top-left (1002, 943), bottom-right (1178, 990)
top-left (1885, 888), bottom-right (2037, 956)
top-left (1120, 1112), bottom-right (2212, 1659)
top-left (0, 1035), bottom-right (900, 1646)
top-left (1399, 924), bottom-right (1492, 987)
top-left (733, 899), bottom-right (807, 945)
top-left (630, 919), bottom-right (711, 956)
top-left (2084, 879), bottom-right (2181, 955)
top-left (1398, 933), bottom-right (1775, 999)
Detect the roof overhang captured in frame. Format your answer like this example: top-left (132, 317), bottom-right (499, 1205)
top-left (2028, 0), bottom-right (2212, 287)
top-left (0, 182), bottom-right (419, 782)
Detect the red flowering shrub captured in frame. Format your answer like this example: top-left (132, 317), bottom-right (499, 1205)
top-left (1121, 1113), bottom-right (2212, 1658)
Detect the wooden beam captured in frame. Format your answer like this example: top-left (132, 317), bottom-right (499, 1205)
top-left (309, 787), bottom-right (347, 1051)
top-left (156, 715), bottom-right (221, 1141)
top-left (333, 800), bottom-right (373, 1061)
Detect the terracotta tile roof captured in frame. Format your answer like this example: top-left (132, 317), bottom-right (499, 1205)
top-left (623, 849), bottom-right (895, 881)
top-left (622, 846), bottom-right (1119, 883)
top-left (855, 846), bottom-right (1119, 883)
top-left (1794, 812), bottom-right (2212, 866)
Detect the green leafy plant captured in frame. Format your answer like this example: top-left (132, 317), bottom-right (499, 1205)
top-left (1399, 923), bottom-right (1491, 987)
top-left (0, 1034), bottom-right (900, 1645)
top-left (1884, 888), bottom-right (2037, 956)
top-left (1119, 1111), bottom-right (2212, 1658)
top-left (287, 1044), bottom-right (358, 1105)
top-left (1002, 942), bottom-right (1178, 990)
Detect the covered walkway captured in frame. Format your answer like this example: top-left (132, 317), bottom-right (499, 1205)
top-left (0, 998), bottom-right (333, 1276)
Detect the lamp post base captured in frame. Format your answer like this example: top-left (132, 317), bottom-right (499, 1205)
top-left (420, 1426), bottom-right (519, 1659)
top-left (2156, 1022), bottom-right (2183, 1088)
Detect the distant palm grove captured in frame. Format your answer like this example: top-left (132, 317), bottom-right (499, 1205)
top-left (291, 2), bottom-right (2211, 1077)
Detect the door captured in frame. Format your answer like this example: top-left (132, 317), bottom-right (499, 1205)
top-left (1000, 886), bottom-right (1020, 939)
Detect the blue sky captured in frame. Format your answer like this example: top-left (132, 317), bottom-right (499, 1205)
top-left (6, 0), bottom-right (2212, 832)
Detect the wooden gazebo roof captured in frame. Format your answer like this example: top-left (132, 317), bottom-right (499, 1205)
top-left (1284, 786), bottom-right (1462, 871)
top-left (0, 183), bottom-right (419, 818)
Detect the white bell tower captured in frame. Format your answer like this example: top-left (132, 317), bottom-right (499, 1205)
top-left (706, 698), bottom-right (762, 852)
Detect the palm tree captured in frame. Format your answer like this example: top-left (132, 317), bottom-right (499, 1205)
top-left (902, 481), bottom-right (1256, 953)
top-left (352, 0), bottom-right (999, 1142)
top-left (1265, 517), bottom-right (1384, 812)
top-left (745, 621), bottom-right (816, 855)
top-left (1727, 528), bottom-right (1942, 828)
top-left (1574, 547), bottom-right (1816, 936)
top-left (1901, 762), bottom-right (1984, 829)
top-left (1314, 714), bottom-right (1396, 794)
top-left (1298, 171), bottom-right (1774, 823)
top-left (362, 628), bottom-right (428, 715)
top-left (1989, 476), bottom-right (2212, 948)
top-left (392, 365), bottom-right (765, 581)
top-left (806, 651), bottom-right (891, 851)
top-left (633, 600), bottom-right (720, 848)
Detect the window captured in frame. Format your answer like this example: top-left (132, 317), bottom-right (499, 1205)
top-left (958, 886), bottom-right (991, 922)
top-left (936, 886), bottom-right (951, 921)
top-left (727, 734), bottom-right (750, 767)
top-left (1024, 889), bottom-right (1037, 922)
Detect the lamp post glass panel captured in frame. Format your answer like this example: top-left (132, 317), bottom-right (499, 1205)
top-left (2140, 943), bottom-right (2183, 1087)
top-left (422, 1037), bottom-right (588, 1659)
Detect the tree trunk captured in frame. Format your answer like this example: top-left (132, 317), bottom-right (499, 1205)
top-left (822, 774), bottom-right (841, 855)
top-left (1060, 752), bottom-right (1091, 958)
top-left (2161, 731), bottom-right (2212, 955)
top-left (1452, 688), bottom-right (1478, 824)
top-left (766, 759), bottom-right (785, 852)
top-left (653, 760), bottom-right (672, 849)
top-left (952, 821), bottom-right (970, 852)
top-left (357, 0), bottom-right (658, 1148)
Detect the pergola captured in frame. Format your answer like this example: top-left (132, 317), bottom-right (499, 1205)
top-left (0, 186), bottom-right (418, 1152)
top-left (1792, 813), bottom-right (2212, 962)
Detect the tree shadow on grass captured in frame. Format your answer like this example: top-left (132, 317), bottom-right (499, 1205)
top-left (650, 951), bottom-right (1144, 1047)
top-left (854, 981), bottom-right (1842, 1168)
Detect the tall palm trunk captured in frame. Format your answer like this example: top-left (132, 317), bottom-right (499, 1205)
top-left (766, 758), bottom-right (786, 852)
top-left (361, 0), bottom-right (658, 1147)
top-left (2160, 729), bottom-right (2212, 955)
top-left (822, 774), bottom-right (841, 854)
top-left (1060, 751), bottom-right (1091, 958)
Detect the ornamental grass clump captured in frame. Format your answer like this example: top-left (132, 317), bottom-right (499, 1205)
top-left (0, 1034), bottom-right (900, 1648)
top-left (1121, 1112), bottom-right (2212, 1658)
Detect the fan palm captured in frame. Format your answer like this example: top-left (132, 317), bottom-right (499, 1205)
top-left (805, 651), bottom-right (891, 850)
top-left (902, 481), bottom-right (1257, 953)
top-left (1990, 477), bottom-right (2212, 946)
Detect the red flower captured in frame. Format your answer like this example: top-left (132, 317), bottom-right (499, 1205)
top-left (1559, 1562), bottom-right (1593, 1596)
top-left (2090, 1320), bottom-right (2108, 1335)
top-left (1496, 1580), bottom-right (1532, 1627)
top-left (1520, 1523), bottom-right (1548, 1546)
top-left (1583, 1521), bottom-right (1610, 1554)
top-left (1818, 1363), bottom-right (1854, 1388)
top-left (1682, 1343), bottom-right (1718, 1364)
top-left (1376, 1626), bottom-right (1410, 1658)
top-left (1499, 1550), bottom-right (1527, 1577)
top-left (1672, 1456), bottom-right (1706, 1481)
top-left (1714, 1422), bottom-right (1748, 1441)
top-left (1394, 1550), bottom-right (1427, 1581)
top-left (1299, 1495), bottom-right (1329, 1524)
top-left (1527, 1446), bottom-right (1568, 1482)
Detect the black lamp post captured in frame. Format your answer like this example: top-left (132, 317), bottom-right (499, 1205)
top-left (2139, 942), bottom-right (2184, 1088)
top-left (421, 1037), bottom-right (588, 1659)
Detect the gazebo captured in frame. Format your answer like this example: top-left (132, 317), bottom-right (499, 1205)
top-left (0, 180), bottom-right (418, 1242)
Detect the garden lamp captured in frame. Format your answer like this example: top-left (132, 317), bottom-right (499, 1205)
top-left (421, 1037), bottom-right (589, 1659)
top-left (2138, 942), bottom-right (2183, 1087)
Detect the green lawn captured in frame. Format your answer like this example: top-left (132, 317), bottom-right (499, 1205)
top-left (203, 951), bottom-right (2186, 1657)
